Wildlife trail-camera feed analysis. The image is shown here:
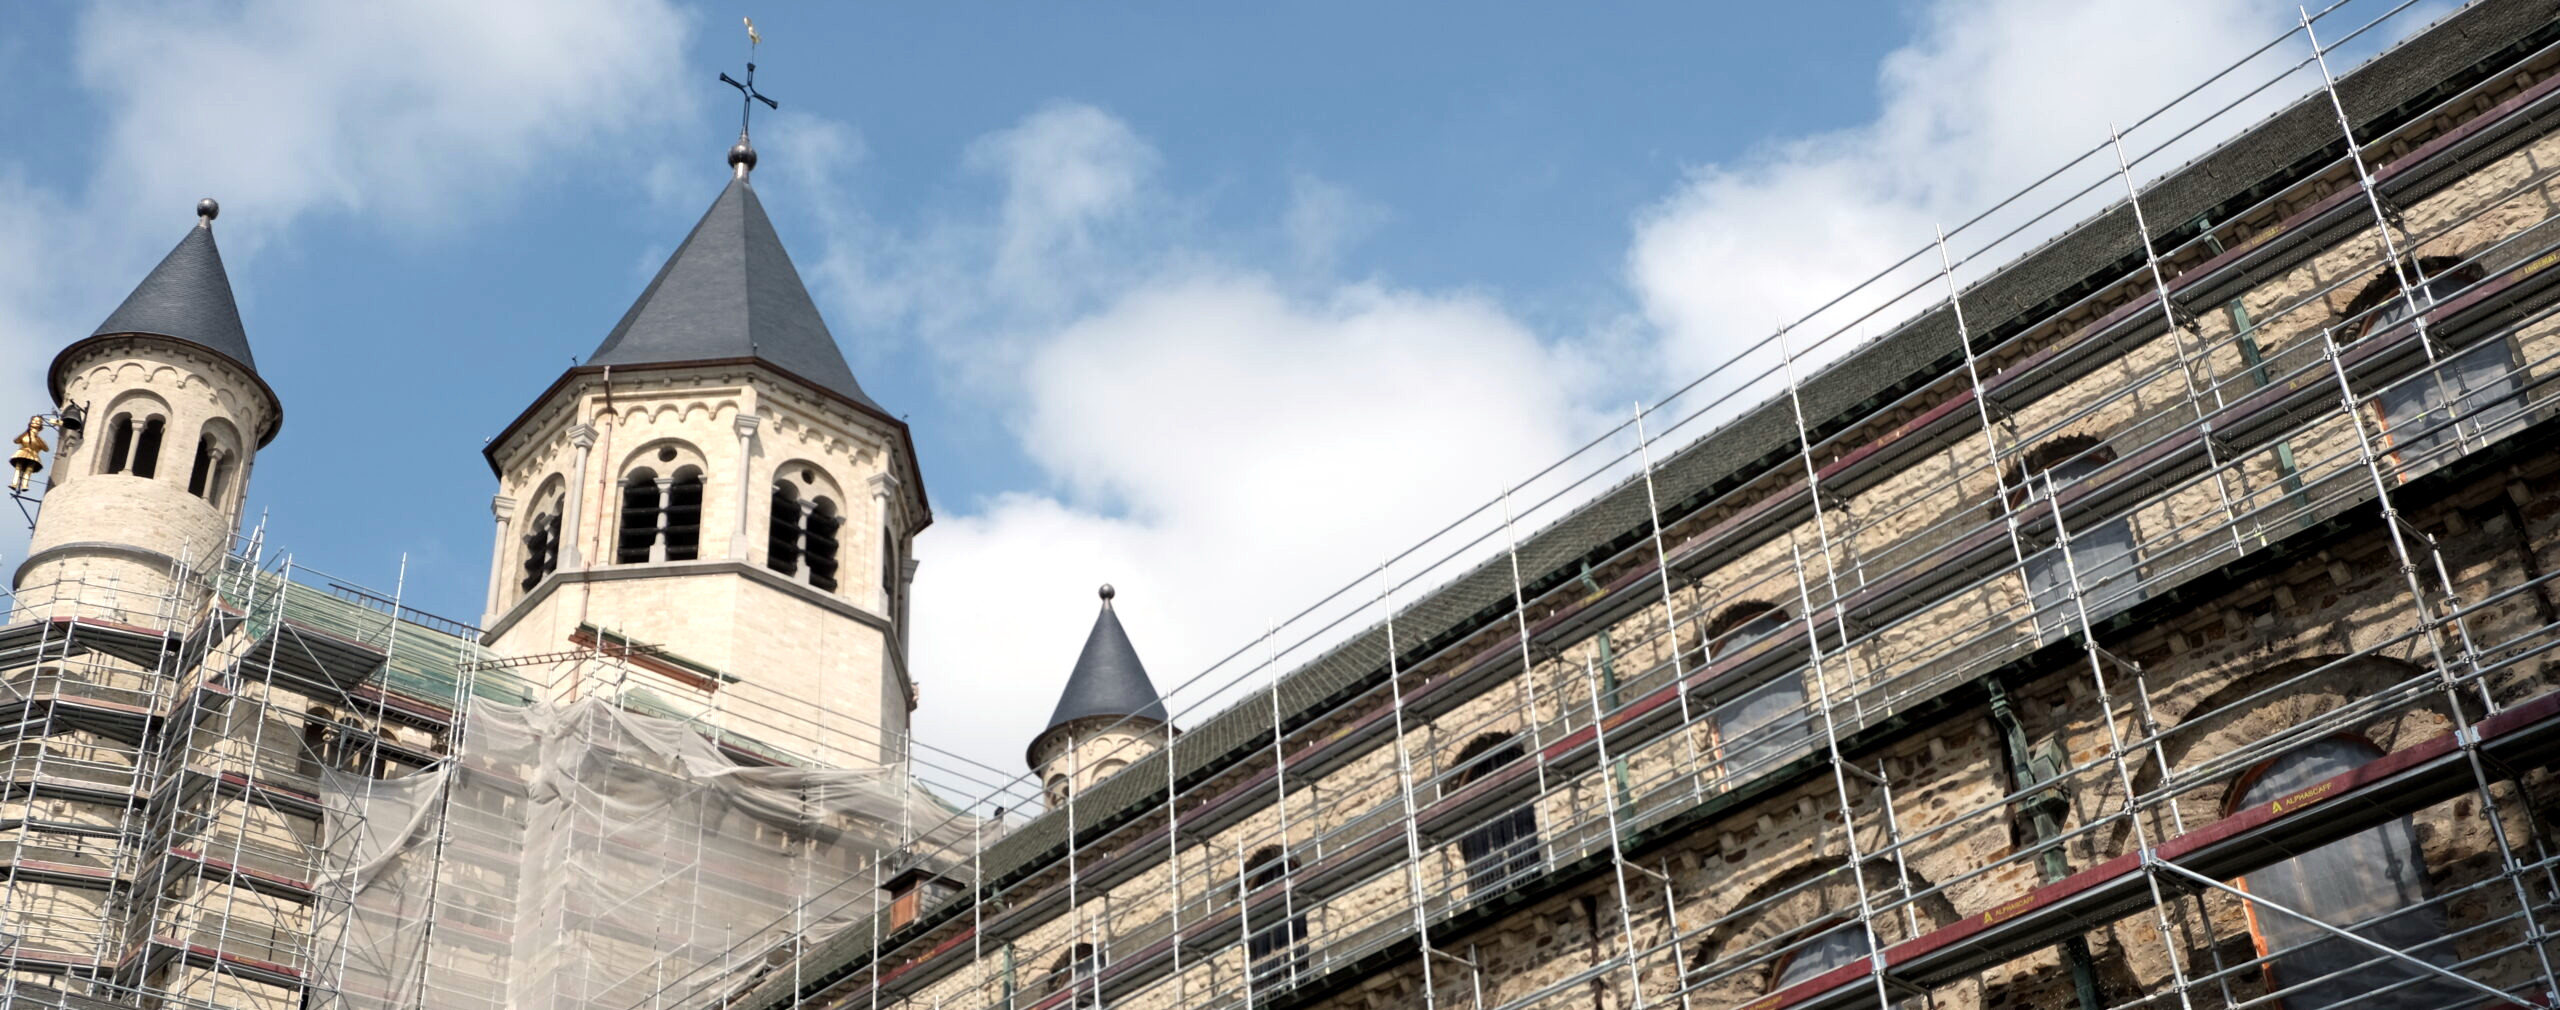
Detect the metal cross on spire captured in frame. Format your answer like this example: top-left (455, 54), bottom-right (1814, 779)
top-left (719, 17), bottom-right (778, 174)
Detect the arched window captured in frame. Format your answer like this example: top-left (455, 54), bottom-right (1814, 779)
top-left (2227, 735), bottom-right (2462, 1008)
top-left (1044, 775), bottom-right (1069, 809)
top-left (768, 481), bottom-right (801, 575)
top-left (1090, 759), bottom-right (1125, 781)
top-left (617, 467), bottom-right (659, 563)
top-left (1044, 943), bottom-right (1100, 1007)
top-left (767, 479), bottom-right (844, 593)
top-left (185, 422), bottom-right (237, 501)
top-left (1243, 845), bottom-right (1309, 987)
top-left (102, 413), bottom-right (133, 474)
top-left (131, 416), bottom-right (163, 478)
top-left (99, 411), bottom-right (165, 478)
top-left (1769, 920), bottom-right (1873, 993)
top-left (519, 500), bottom-right (562, 592)
top-left (1701, 602), bottom-right (1812, 777)
top-left (1445, 733), bottom-right (1539, 898)
top-left (2009, 436), bottom-right (2143, 638)
top-left (616, 466), bottom-right (704, 564)
top-left (666, 469), bottom-right (703, 560)
top-left (2339, 259), bottom-right (2528, 477)
top-left (807, 498), bottom-right (841, 591)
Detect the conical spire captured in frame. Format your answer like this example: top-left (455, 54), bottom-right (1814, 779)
top-left (1041, 584), bottom-right (1169, 734)
top-left (56, 199), bottom-right (279, 445)
top-left (584, 176), bottom-right (883, 413)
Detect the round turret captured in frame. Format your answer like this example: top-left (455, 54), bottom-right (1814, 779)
top-left (16, 202), bottom-right (277, 623)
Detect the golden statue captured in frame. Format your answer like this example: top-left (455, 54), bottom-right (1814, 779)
top-left (9, 415), bottom-right (48, 493)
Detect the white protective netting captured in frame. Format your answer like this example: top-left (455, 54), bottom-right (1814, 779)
top-left (318, 695), bottom-right (980, 1010)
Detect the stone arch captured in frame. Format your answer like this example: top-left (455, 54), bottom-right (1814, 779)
top-left (187, 416), bottom-right (244, 503)
top-left (766, 459), bottom-right (849, 591)
top-left (93, 389), bottom-right (173, 478)
top-left (2100, 654), bottom-right (2463, 997)
top-left (2119, 654), bottom-right (2450, 845)
top-left (515, 474), bottom-right (568, 596)
top-left (618, 437), bottom-right (707, 478)
top-left (1686, 856), bottom-right (1960, 1004)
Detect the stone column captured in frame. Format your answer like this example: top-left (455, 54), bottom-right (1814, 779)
top-left (484, 494), bottom-right (518, 625)
top-left (730, 414), bottom-right (760, 561)
top-left (559, 423), bottom-right (597, 570)
top-left (869, 473), bottom-right (900, 613)
top-left (651, 476), bottom-right (674, 563)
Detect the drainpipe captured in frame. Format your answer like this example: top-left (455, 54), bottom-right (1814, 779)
top-left (1583, 563), bottom-right (1634, 810)
top-left (1989, 681), bottom-right (2103, 1010)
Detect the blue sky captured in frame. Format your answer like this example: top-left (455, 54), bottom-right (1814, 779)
top-left (0, 0), bottom-right (2434, 774)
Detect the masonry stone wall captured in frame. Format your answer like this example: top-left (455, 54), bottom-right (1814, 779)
top-left (482, 361), bottom-right (922, 766)
top-left (20, 337), bottom-right (272, 622)
top-left (839, 42), bottom-right (2560, 1010)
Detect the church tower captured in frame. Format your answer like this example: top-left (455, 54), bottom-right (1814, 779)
top-left (479, 136), bottom-right (929, 767)
top-left (18, 199), bottom-right (279, 623)
top-left (1029, 585), bottom-right (1171, 809)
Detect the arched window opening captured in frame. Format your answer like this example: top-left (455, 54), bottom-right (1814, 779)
top-left (1044, 775), bottom-right (1069, 809)
top-left (1244, 845), bottom-right (1309, 986)
top-left (185, 434), bottom-right (231, 500)
top-left (616, 467), bottom-right (659, 564)
top-left (102, 413), bottom-right (133, 474)
top-left (1044, 943), bottom-right (1101, 1008)
top-left (2228, 735), bottom-right (2462, 1009)
top-left (1705, 601), bottom-right (1789, 655)
top-left (1769, 920), bottom-right (1874, 994)
top-left (2009, 436), bottom-right (2143, 638)
top-left (1090, 759), bottom-right (1125, 781)
top-left (613, 466), bottom-right (703, 564)
top-left (664, 469), bottom-right (703, 561)
top-left (2339, 259), bottom-right (2529, 476)
top-left (767, 481), bottom-right (802, 576)
top-left (767, 479), bottom-right (844, 593)
top-left (519, 502), bottom-right (562, 592)
top-left (806, 499), bottom-right (841, 591)
top-left (1696, 601), bottom-right (1813, 778)
top-left (130, 416), bottom-right (163, 479)
top-left (1445, 733), bottom-right (1539, 898)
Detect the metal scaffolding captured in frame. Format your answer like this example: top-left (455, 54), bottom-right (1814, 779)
top-left (0, 528), bottom-right (477, 1010)
top-left (678, 5), bottom-right (2560, 1010)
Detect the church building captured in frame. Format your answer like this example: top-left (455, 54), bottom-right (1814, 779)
top-left (5, 4), bottom-right (2560, 1010)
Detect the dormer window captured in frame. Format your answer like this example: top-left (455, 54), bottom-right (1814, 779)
top-left (617, 465), bottom-right (705, 564)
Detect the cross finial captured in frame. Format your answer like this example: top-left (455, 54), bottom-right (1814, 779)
top-left (719, 17), bottom-right (778, 177)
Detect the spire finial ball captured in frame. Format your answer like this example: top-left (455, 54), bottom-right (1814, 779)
top-left (1098, 584), bottom-right (1115, 602)
top-left (728, 141), bottom-right (758, 172)
top-left (196, 198), bottom-right (219, 223)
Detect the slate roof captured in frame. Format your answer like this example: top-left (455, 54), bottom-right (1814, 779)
top-left (58, 216), bottom-right (280, 445)
top-left (1035, 588), bottom-right (1169, 762)
top-left (586, 176), bottom-right (884, 414)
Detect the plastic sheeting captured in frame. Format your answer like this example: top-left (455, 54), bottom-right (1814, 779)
top-left (319, 696), bottom-right (981, 1010)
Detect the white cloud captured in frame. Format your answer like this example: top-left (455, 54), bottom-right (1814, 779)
top-left (891, 0), bottom-right (2449, 789)
top-left (0, 0), bottom-right (692, 564)
top-left (1631, 0), bottom-right (2321, 386)
top-left (888, 104), bottom-right (1607, 783)
top-left (1282, 174), bottom-right (1385, 273)
top-left (910, 274), bottom-right (1604, 778)
top-left (72, 0), bottom-right (692, 251)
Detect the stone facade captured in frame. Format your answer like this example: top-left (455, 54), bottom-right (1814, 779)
top-left (480, 360), bottom-right (925, 767)
top-left (18, 336), bottom-right (273, 620)
top-left (757, 11), bottom-right (2560, 1010)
